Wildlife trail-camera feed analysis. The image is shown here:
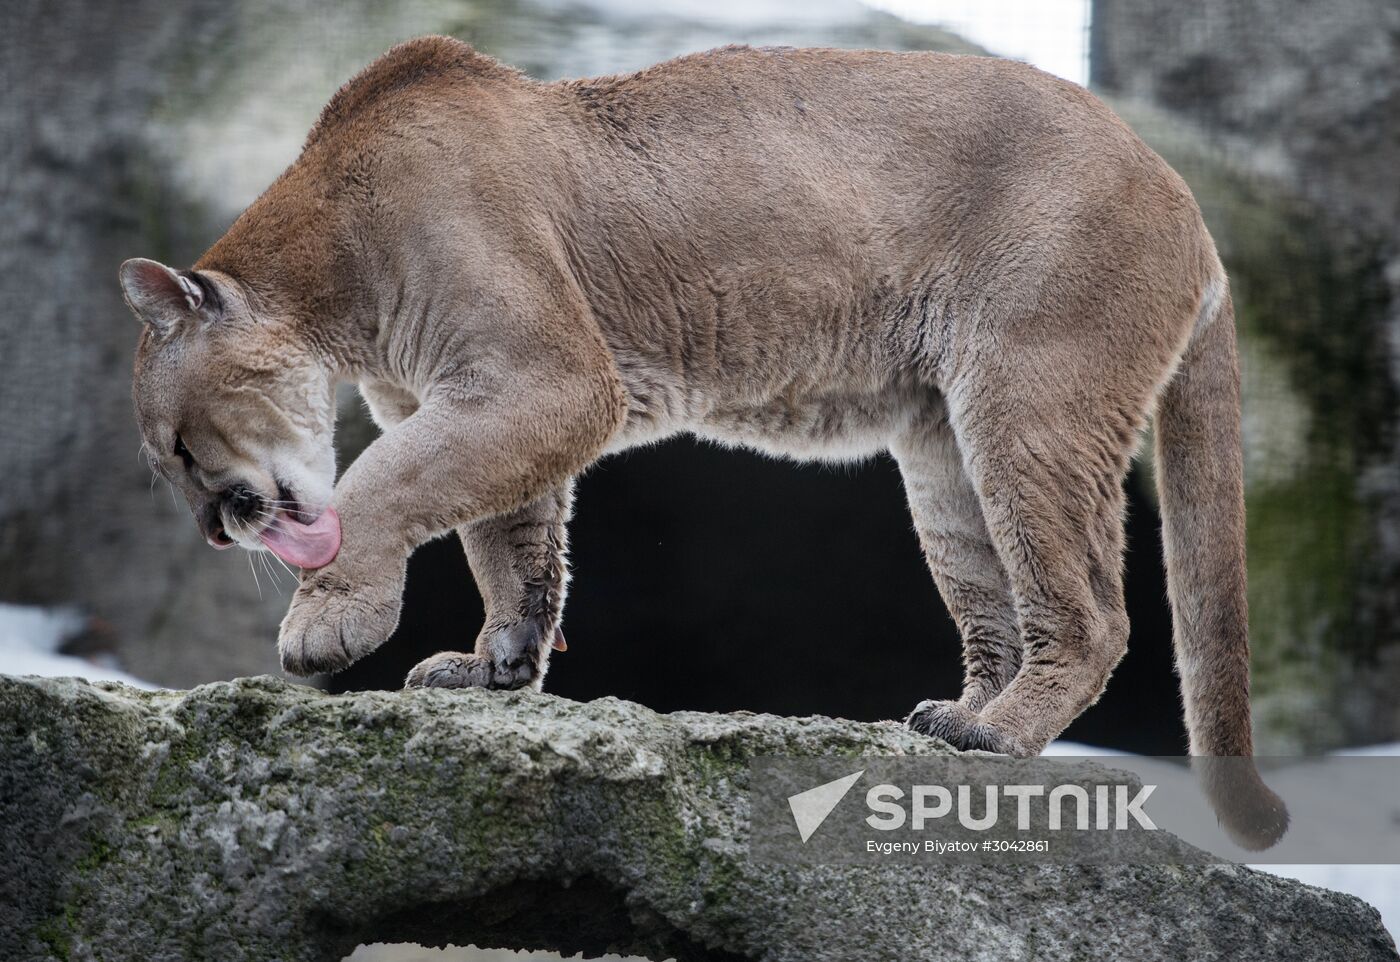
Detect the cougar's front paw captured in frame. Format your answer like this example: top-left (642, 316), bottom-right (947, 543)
top-left (405, 652), bottom-right (495, 689)
top-left (404, 618), bottom-right (554, 691)
top-left (906, 699), bottom-right (1029, 756)
top-left (403, 647), bottom-right (536, 691)
top-left (279, 566), bottom-right (404, 676)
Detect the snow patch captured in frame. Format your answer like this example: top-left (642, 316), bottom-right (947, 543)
top-left (0, 602), bottom-right (157, 689)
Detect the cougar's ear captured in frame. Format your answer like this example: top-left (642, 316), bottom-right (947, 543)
top-left (119, 258), bottom-right (209, 333)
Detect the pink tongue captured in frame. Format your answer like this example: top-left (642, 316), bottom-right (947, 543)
top-left (259, 506), bottom-right (341, 570)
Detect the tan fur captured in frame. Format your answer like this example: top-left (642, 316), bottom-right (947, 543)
top-left (121, 37), bottom-right (1286, 847)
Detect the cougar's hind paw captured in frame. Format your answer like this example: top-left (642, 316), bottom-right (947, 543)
top-left (906, 699), bottom-right (1029, 756)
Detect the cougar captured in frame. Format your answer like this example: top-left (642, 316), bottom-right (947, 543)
top-left (121, 37), bottom-right (1287, 847)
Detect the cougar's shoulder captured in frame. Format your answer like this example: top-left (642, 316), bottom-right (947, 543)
top-left (305, 35), bottom-right (524, 150)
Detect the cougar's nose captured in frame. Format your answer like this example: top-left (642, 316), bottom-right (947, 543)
top-left (222, 484), bottom-right (260, 523)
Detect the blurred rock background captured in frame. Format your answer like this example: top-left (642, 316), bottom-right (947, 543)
top-left (0, 0), bottom-right (973, 686)
top-left (1091, 0), bottom-right (1400, 755)
top-left (1, 0), bottom-right (1395, 751)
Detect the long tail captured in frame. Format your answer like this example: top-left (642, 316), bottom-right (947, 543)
top-left (1154, 275), bottom-right (1289, 851)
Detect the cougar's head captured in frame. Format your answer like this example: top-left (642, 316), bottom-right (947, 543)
top-left (121, 258), bottom-right (341, 569)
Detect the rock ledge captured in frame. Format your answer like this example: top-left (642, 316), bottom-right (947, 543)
top-left (0, 676), bottom-right (1393, 961)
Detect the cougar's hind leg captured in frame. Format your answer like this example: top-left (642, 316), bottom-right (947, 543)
top-left (405, 480), bottom-right (573, 691)
top-left (907, 351), bottom-right (1144, 756)
top-left (891, 400), bottom-right (1022, 714)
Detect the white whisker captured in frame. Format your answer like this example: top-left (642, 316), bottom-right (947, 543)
top-left (268, 552), bottom-right (297, 579)
top-left (257, 551), bottom-right (278, 588)
top-left (246, 550), bottom-right (263, 599)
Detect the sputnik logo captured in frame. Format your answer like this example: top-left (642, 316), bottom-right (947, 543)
top-left (787, 770), bottom-right (865, 842)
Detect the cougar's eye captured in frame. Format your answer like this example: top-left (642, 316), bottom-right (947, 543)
top-left (173, 434), bottom-right (194, 468)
